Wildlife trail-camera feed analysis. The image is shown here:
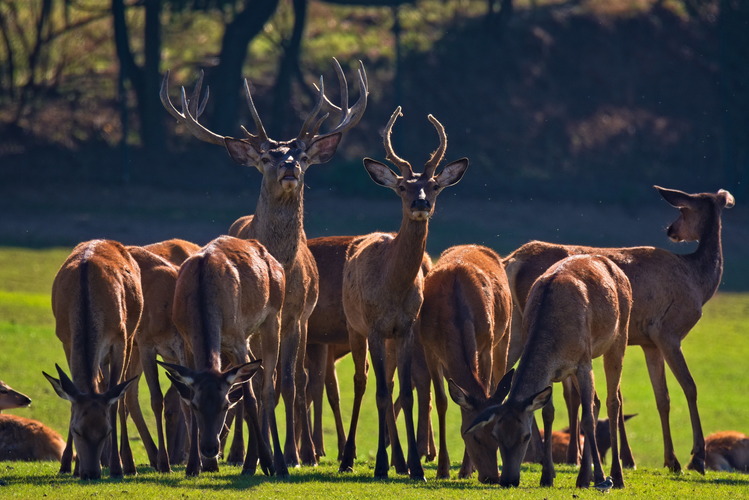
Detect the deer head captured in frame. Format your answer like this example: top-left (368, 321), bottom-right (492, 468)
top-left (157, 360), bottom-right (260, 460)
top-left (0, 380), bottom-right (32, 411)
top-left (43, 364), bottom-right (136, 480)
top-left (655, 186), bottom-right (735, 243)
top-left (161, 59), bottom-right (368, 200)
top-left (447, 369), bottom-right (515, 485)
top-left (363, 107), bottom-right (469, 221)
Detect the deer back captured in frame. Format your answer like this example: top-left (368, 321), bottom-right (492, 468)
top-left (143, 238), bottom-right (201, 266)
top-left (705, 431), bottom-right (749, 472)
top-left (0, 414), bottom-right (66, 461)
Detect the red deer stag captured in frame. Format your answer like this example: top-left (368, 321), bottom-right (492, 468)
top-left (158, 235), bottom-right (286, 477)
top-left (503, 186), bottom-right (735, 473)
top-left (705, 431), bottom-right (749, 473)
top-left (456, 254), bottom-right (632, 488)
top-left (0, 381), bottom-right (31, 412)
top-left (162, 60), bottom-right (367, 466)
top-left (43, 239), bottom-right (141, 480)
top-left (339, 107), bottom-right (469, 479)
top-left (123, 239), bottom-right (200, 472)
top-left (418, 244), bottom-right (512, 480)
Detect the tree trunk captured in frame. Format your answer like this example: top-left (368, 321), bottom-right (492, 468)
top-left (271, 0), bottom-right (307, 138)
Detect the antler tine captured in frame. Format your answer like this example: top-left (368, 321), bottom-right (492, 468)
top-left (383, 106), bottom-right (412, 177)
top-left (297, 76), bottom-right (327, 144)
top-left (424, 114), bottom-right (447, 177)
top-left (187, 70), bottom-right (211, 118)
top-left (179, 86), bottom-right (226, 146)
top-left (243, 79), bottom-right (270, 144)
top-left (160, 70), bottom-right (184, 121)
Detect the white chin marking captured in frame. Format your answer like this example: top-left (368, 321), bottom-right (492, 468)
top-left (281, 179), bottom-right (299, 190)
top-left (411, 211), bottom-right (430, 221)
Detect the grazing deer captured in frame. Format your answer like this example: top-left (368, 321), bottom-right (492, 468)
top-left (123, 240), bottom-right (200, 473)
top-left (705, 431), bottom-right (749, 473)
top-left (43, 239), bottom-right (142, 480)
top-left (0, 414), bottom-right (66, 462)
top-left (162, 59), bottom-right (367, 466)
top-left (0, 381), bottom-right (31, 412)
top-left (339, 107), bottom-right (469, 479)
top-left (457, 254), bottom-right (632, 488)
top-left (418, 244), bottom-right (512, 480)
top-left (503, 186), bottom-right (735, 473)
top-left (158, 235), bottom-right (286, 477)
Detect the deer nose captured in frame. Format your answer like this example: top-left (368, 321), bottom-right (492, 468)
top-left (411, 199), bottom-right (430, 211)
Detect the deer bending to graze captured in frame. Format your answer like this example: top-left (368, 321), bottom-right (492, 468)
top-left (339, 107), bottom-right (469, 480)
top-left (43, 239), bottom-right (142, 480)
top-left (123, 239), bottom-right (200, 473)
top-left (705, 431), bottom-right (749, 473)
top-left (162, 59), bottom-right (367, 467)
top-left (0, 381), bottom-right (31, 412)
top-left (418, 244), bottom-right (512, 480)
top-left (158, 235), bottom-right (286, 477)
top-left (459, 254), bottom-right (632, 488)
top-left (503, 187), bottom-right (735, 474)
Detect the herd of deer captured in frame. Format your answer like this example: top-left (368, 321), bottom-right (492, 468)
top-left (1, 59), bottom-right (747, 487)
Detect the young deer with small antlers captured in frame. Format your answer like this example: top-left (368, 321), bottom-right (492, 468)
top-left (43, 239), bottom-right (142, 480)
top-left (503, 186), bottom-right (735, 473)
top-left (162, 60), bottom-right (367, 466)
top-left (418, 244), bottom-right (512, 481)
top-left (158, 235), bottom-right (286, 477)
top-left (459, 254), bottom-right (632, 489)
top-left (338, 107), bottom-right (469, 480)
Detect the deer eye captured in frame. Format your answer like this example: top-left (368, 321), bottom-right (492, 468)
top-left (398, 185), bottom-right (406, 192)
top-left (261, 157), bottom-right (271, 164)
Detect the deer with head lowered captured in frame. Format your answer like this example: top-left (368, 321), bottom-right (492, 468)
top-left (339, 107), bottom-right (469, 479)
top-left (157, 235), bottom-right (286, 477)
top-left (503, 186), bottom-right (735, 473)
top-left (43, 239), bottom-right (142, 480)
top-left (162, 59), bottom-right (367, 466)
top-left (418, 244), bottom-right (513, 481)
top-left (456, 254), bottom-right (633, 488)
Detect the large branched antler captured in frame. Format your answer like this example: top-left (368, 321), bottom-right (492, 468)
top-left (160, 70), bottom-right (226, 146)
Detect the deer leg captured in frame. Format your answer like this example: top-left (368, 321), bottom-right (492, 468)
top-left (369, 337), bottom-right (394, 479)
top-left (412, 342), bottom-right (434, 462)
top-left (540, 391), bottom-right (556, 487)
top-left (296, 318), bottom-right (316, 466)
top-left (279, 318), bottom-right (301, 467)
top-left (397, 332), bottom-right (425, 481)
top-left (324, 346), bottom-right (347, 461)
top-left (641, 345), bottom-right (681, 472)
top-left (59, 421), bottom-right (74, 475)
top-left (339, 333), bottom-right (368, 473)
top-left (658, 339), bottom-right (705, 474)
top-left (617, 391), bottom-right (636, 469)
top-left (563, 376), bottom-right (582, 465)
top-left (165, 384), bottom-right (187, 465)
top-left (107, 353), bottom-right (126, 477)
top-left (305, 343), bottom-right (326, 460)
top-left (185, 410), bottom-right (202, 477)
top-left (603, 349), bottom-right (625, 488)
top-left (430, 363), bottom-right (451, 479)
top-left (257, 315), bottom-right (287, 478)
top-left (385, 341), bottom-right (408, 474)
top-left (575, 365), bottom-right (605, 488)
top-left (137, 346), bottom-right (170, 471)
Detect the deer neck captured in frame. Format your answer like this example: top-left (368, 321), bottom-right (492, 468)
top-left (249, 184), bottom-right (306, 269)
top-left (507, 336), bottom-right (557, 407)
top-left (385, 215), bottom-right (429, 292)
top-left (689, 213), bottom-right (724, 303)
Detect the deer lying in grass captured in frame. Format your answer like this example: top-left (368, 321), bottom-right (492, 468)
top-left (705, 431), bottom-right (749, 473)
top-left (339, 107), bottom-right (469, 479)
top-left (0, 381), bottom-right (31, 412)
top-left (457, 254), bottom-right (632, 488)
top-left (418, 244), bottom-right (512, 480)
top-left (43, 239), bottom-right (141, 480)
top-left (158, 235), bottom-right (286, 477)
top-left (123, 239), bottom-right (200, 473)
top-left (503, 186), bottom-right (735, 473)
top-left (163, 60), bottom-right (367, 466)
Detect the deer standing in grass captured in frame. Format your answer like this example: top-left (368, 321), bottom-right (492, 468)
top-left (162, 60), bottom-right (367, 466)
top-left (418, 244), bottom-right (512, 481)
top-left (123, 239), bottom-right (200, 472)
top-left (503, 186), bottom-right (735, 473)
top-left (43, 239), bottom-right (141, 480)
top-left (339, 107), bottom-right (469, 479)
top-left (705, 431), bottom-right (749, 473)
top-left (459, 254), bottom-right (632, 488)
top-left (158, 235), bottom-right (286, 477)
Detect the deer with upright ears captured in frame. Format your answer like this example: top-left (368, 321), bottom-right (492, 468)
top-left (43, 239), bottom-right (142, 480)
top-left (338, 107), bottom-right (469, 479)
top-left (418, 244), bottom-right (512, 481)
top-left (158, 235), bottom-right (286, 477)
top-left (162, 59), bottom-right (367, 466)
top-left (0, 381), bottom-right (31, 412)
top-left (458, 254), bottom-right (632, 488)
top-left (503, 186), bottom-right (735, 474)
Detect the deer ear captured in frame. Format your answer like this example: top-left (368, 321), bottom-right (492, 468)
top-left (363, 158), bottom-right (399, 188)
top-left (465, 404), bottom-right (502, 435)
top-left (448, 379), bottom-right (480, 411)
top-left (307, 134), bottom-right (342, 165)
top-left (104, 376), bottom-right (139, 406)
top-left (717, 189), bottom-right (735, 209)
top-left (436, 158), bottom-right (468, 187)
top-left (157, 360), bottom-right (196, 386)
top-left (43, 370), bottom-right (78, 403)
top-left (524, 386), bottom-right (552, 413)
top-left (654, 186), bottom-right (693, 208)
top-left (224, 360), bottom-right (262, 386)
top-left (489, 368), bottom-right (514, 405)
top-left (164, 372), bottom-right (193, 402)
top-left (224, 138), bottom-right (263, 171)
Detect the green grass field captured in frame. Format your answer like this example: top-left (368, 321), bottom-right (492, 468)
top-left (1, 247), bottom-right (748, 498)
